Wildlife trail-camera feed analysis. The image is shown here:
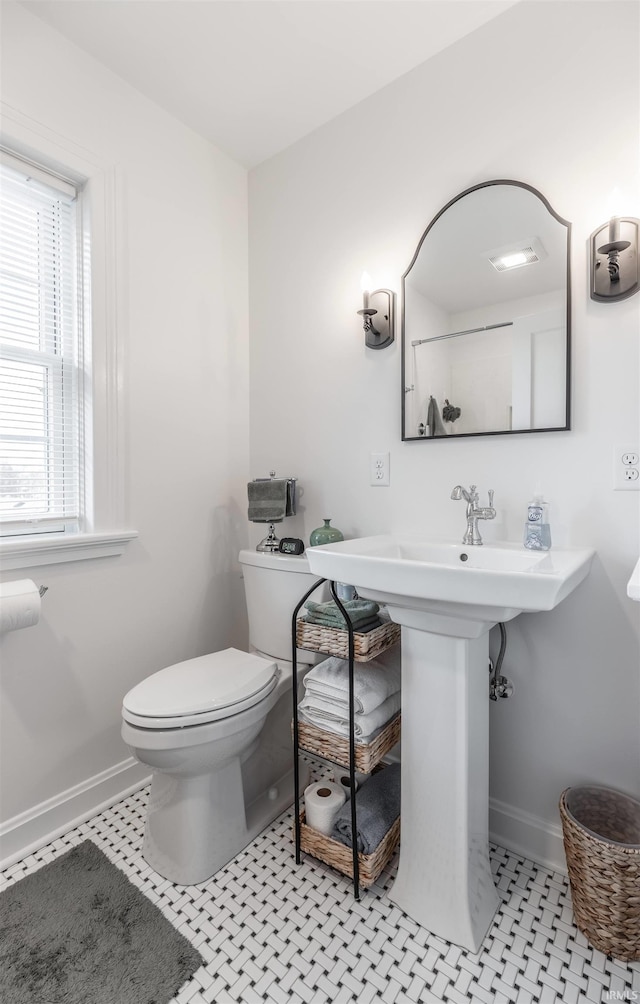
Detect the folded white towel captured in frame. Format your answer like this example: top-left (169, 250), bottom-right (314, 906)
top-left (303, 650), bottom-right (400, 716)
top-left (298, 691), bottom-right (401, 740)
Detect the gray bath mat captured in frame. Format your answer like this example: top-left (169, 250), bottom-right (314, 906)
top-left (0, 839), bottom-right (203, 1004)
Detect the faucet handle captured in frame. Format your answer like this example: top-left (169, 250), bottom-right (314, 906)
top-left (488, 489), bottom-right (495, 507)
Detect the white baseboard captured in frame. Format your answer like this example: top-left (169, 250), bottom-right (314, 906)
top-left (0, 757), bottom-right (151, 870)
top-left (490, 796), bottom-right (567, 875)
top-left (0, 759), bottom-right (567, 879)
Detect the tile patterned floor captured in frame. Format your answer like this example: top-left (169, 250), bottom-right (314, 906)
top-left (1, 783), bottom-right (638, 1004)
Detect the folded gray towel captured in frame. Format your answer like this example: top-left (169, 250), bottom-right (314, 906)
top-left (247, 479), bottom-right (294, 523)
top-left (331, 763), bottom-right (400, 854)
top-left (304, 599), bottom-right (379, 627)
top-left (303, 615), bottom-right (381, 633)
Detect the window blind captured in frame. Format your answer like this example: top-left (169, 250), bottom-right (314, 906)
top-left (0, 152), bottom-right (83, 536)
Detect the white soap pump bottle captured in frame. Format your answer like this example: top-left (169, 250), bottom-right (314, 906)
top-left (523, 489), bottom-right (552, 551)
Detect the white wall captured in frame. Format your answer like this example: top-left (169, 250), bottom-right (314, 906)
top-left (0, 2), bottom-right (250, 848)
top-left (249, 1), bottom-right (640, 868)
top-left (1, 0), bottom-right (638, 875)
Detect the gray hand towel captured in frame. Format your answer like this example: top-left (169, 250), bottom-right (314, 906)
top-left (247, 479), bottom-right (292, 523)
top-left (427, 396), bottom-right (447, 437)
top-left (331, 763), bottom-right (401, 854)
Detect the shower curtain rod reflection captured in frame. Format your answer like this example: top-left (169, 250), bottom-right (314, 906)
top-left (411, 320), bottom-right (513, 347)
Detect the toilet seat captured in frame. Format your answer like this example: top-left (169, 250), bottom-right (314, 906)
top-left (122, 648), bottom-right (279, 729)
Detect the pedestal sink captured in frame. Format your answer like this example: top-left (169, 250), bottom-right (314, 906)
top-left (305, 535), bottom-right (594, 952)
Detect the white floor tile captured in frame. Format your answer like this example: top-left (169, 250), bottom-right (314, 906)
top-left (2, 782), bottom-right (639, 1004)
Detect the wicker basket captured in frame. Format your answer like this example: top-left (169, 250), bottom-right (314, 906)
top-left (559, 786), bottom-right (640, 961)
top-left (296, 617), bottom-right (400, 662)
top-left (295, 713), bottom-right (400, 773)
top-left (297, 811), bottom-right (400, 888)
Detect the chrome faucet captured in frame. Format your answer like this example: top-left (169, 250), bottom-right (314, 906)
top-left (450, 484), bottom-right (496, 545)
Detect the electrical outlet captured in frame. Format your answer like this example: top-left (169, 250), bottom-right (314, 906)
top-left (370, 452), bottom-right (390, 486)
top-left (613, 445), bottom-right (640, 490)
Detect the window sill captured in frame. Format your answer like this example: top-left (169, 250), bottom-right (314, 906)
top-left (0, 530), bottom-right (138, 571)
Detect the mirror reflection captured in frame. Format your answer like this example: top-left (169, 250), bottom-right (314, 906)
top-left (402, 181), bottom-right (570, 440)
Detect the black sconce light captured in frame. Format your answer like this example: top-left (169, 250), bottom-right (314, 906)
top-left (357, 272), bottom-right (395, 349)
top-left (590, 216), bottom-right (639, 302)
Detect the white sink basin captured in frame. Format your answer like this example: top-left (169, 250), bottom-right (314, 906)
top-left (306, 534), bottom-right (594, 624)
top-left (628, 557), bottom-right (640, 600)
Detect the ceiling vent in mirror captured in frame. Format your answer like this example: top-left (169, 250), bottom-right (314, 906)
top-left (483, 236), bottom-right (547, 272)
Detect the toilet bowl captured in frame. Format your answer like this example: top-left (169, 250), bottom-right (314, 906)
top-left (121, 550), bottom-right (323, 885)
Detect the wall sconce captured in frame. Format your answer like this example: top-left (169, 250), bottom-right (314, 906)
top-left (357, 271), bottom-right (395, 349)
top-left (590, 216), bottom-right (639, 302)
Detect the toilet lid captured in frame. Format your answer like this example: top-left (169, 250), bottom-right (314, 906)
top-left (122, 648), bottom-right (278, 729)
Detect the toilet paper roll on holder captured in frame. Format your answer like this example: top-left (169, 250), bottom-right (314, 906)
top-left (0, 580), bottom-right (48, 635)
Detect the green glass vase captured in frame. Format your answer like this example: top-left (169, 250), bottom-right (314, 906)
top-left (309, 518), bottom-right (344, 547)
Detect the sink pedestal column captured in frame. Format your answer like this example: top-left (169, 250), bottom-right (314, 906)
top-left (388, 612), bottom-right (499, 953)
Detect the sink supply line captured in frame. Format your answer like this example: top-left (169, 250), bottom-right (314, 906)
top-left (489, 622), bottom-right (513, 701)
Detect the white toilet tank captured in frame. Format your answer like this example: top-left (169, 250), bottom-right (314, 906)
top-left (239, 549), bottom-right (325, 662)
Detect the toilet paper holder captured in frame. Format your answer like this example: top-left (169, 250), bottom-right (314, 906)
top-left (0, 579), bottom-right (48, 635)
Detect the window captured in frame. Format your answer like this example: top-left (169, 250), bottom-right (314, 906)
top-left (0, 119), bottom-right (135, 570)
top-left (0, 151), bottom-right (83, 537)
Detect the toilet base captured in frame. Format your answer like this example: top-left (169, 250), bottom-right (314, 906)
top-left (142, 761), bottom-right (307, 885)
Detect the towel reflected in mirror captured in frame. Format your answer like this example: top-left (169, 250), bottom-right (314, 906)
top-left (427, 395), bottom-right (447, 436)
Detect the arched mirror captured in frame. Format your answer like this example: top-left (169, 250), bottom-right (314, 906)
top-left (402, 181), bottom-right (571, 440)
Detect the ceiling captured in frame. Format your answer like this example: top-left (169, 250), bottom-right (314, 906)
top-left (20, 0), bottom-right (519, 168)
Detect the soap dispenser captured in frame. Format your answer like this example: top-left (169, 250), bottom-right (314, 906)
top-left (524, 492), bottom-right (552, 551)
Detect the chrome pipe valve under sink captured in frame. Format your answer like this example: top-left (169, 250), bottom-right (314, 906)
top-left (451, 484), bottom-right (496, 545)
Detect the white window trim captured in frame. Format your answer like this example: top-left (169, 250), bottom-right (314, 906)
top-left (0, 103), bottom-right (137, 570)
top-left (0, 530), bottom-right (138, 570)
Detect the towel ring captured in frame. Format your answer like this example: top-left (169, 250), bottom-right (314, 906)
top-left (252, 472), bottom-right (298, 552)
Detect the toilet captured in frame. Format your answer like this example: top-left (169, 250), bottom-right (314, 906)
top-left (121, 549), bottom-right (322, 885)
